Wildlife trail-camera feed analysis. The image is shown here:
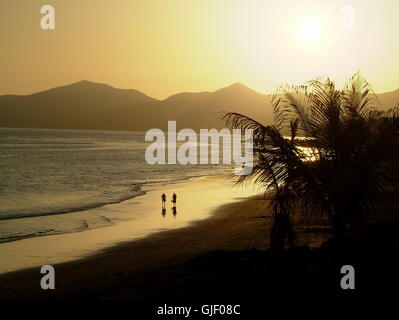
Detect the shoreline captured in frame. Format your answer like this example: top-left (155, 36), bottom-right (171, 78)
top-left (0, 174), bottom-right (261, 274)
top-left (0, 193), bottom-right (270, 299)
top-left (0, 187), bottom-right (329, 299)
top-left (0, 171), bottom-right (228, 244)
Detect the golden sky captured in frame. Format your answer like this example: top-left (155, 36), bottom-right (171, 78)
top-left (1, 0), bottom-right (399, 98)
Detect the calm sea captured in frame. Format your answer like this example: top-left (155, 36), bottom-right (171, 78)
top-left (0, 128), bottom-right (227, 243)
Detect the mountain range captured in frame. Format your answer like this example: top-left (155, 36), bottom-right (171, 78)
top-left (1, 80), bottom-right (398, 131)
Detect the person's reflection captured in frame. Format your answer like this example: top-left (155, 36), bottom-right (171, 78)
top-left (161, 208), bottom-right (166, 217)
top-left (171, 206), bottom-right (177, 217)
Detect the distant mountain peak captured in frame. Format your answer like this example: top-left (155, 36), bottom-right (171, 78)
top-left (214, 82), bottom-right (262, 96)
top-left (227, 82), bottom-right (248, 89)
top-left (41, 80), bottom-right (157, 102)
top-left (70, 80), bottom-right (110, 88)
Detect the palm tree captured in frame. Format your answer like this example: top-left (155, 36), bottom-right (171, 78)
top-left (223, 74), bottom-right (399, 250)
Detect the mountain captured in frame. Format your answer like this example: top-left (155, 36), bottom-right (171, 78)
top-left (0, 81), bottom-right (398, 131)
top-left (0, 81), bottom-right (158, 131)
top-left (0, 81), bottom-right (273, 131)
top-left (375, 88), bottom-right (399, 109)
top-left (152, 82), bottom-right (273, 130)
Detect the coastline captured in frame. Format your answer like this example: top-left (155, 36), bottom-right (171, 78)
top-left (0, 182), bottom-right (329, 299)
top-left (0, 174), bottom-right (261, 274)
top-left (0, 171), bottom-right (228, 244)
top-left (0, 194), bottom-right (268, 299)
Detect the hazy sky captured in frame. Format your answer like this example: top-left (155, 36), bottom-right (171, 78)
top-left (1, 0), bottom-right (399, 98)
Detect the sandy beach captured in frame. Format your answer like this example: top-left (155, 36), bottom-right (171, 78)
top-left (0, 172), bottom-right (328, 299)
top-left (0, 175), bottom-right (267, 296)
top-left (0, 175), bottom-right (264, 274)
top-left (3, 171), bottom-right (398, 303)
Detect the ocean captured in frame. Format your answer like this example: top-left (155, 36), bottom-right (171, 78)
top-left (0, 128), bottom-right (227, 243)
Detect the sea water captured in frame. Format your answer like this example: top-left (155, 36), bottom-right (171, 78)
top-left (0, 128), bottom-right (227, 243)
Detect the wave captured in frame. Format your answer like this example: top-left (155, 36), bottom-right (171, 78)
top-left (0, 185), bottom-right (145, 221)
top-left (0, 171), bottom-right (226, 222)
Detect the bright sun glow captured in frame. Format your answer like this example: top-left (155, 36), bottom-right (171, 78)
top-left (298, 19), bottom-right (321, 42)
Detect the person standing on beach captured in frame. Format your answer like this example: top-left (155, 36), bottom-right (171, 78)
top-left (161, 193), bottom-right (166, 209)
top-left (171, 193), bottom-right (177, 208)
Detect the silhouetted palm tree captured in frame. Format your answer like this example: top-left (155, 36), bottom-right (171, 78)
top-left (223, 74), bottom-right (399, 249)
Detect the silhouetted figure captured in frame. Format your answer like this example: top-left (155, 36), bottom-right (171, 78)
top-left (171, 193), bottom-right (177, 208)
top-left (161, 208), bottom-right (166, 217)
top-left (161, 193), bottom-right (166, 209)
top-left (171, 206), bottom-right (177, 217)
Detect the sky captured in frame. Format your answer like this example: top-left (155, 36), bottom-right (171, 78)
top-left (1, 0), bottom-right (399, 99)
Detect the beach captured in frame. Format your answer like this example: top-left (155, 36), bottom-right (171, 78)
top-left (0, 175), bottom-right (261, 273)
top-left (0, 175), bottom-right (265, 296)
top-left (3, 172), bottom-right (398, 302)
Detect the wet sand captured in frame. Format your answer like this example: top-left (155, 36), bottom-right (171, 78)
top-left (0, 175), bottom-right (263, 274)
top-left (0, 174), bottom-right (328, 299)
top-left (0, 180), bottom-right (275, 298)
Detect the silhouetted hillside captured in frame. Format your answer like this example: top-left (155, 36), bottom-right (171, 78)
top-left (376, 88), bottom-right (399, 109)
top-left (0, 81), bottom-right (157, 131)
top-left (0, 81), bottom-right (397, 131)
top-left (151, 82), bottom-right (273, 131)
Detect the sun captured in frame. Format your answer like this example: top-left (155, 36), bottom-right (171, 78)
top-left (298, 19), bottom-right (321, 42)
